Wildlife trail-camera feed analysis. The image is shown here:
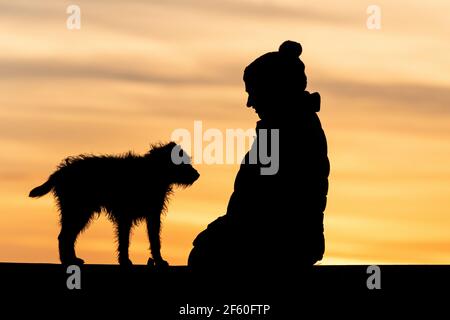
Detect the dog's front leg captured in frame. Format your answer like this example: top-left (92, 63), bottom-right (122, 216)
top-left (116, 218), bottom-right (133, 266)
top-left (146, 215), bottom-right (168, 268)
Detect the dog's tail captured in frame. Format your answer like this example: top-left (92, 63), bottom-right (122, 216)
top-left (29, 176), bottom-right (54, 198)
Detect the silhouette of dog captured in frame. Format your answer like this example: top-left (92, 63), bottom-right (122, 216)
top-left (29, 142), bottom-right (199, 267)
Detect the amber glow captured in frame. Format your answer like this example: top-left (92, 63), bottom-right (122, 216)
top-left (1, 0), bottom-right (449, 265)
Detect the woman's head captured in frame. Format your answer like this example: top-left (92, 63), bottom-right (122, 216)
top-left (244, 40), bottom-right (307, 119)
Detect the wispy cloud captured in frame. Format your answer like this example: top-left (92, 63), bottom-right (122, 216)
top-left (318, 79), bottom-right (450, 114)
top-left (148, 0), bottom-right (352, 23)
top-left (0, 59), bottom-right (235, 86)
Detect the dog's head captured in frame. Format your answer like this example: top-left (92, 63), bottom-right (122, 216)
top-left (147, 142), bottom-right (200, 186)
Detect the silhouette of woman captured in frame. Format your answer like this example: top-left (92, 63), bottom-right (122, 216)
top-left (188, 41), bottom-right (329, 272)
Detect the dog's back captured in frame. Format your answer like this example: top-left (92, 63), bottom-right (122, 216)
top-left (33, 153), bottom-right (171, 214)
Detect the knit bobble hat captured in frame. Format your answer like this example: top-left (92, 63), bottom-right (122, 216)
top-left (243, 40), bottom-right (307, 91)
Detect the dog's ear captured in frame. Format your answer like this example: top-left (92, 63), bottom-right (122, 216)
top-left (163, 142), bottom-right (178, 155)
top-left (167, 141), bottom-right (177, 149)
top-left (169, 143), bottom-right (192, 164)
top-left (147, 142), bottom-right (176, 153)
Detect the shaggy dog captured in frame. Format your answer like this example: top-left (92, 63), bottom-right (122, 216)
top-left (29, 142), bottom-right (199, 267)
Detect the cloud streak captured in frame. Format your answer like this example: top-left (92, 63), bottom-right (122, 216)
top-left (318, 79), bottom-right (450, 114)
top-left (0, 59), bottom-right (235, 86)
top-left (3, 57), bottom-right (449, 117)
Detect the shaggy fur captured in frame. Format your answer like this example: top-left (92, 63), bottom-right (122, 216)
top-left (29, 142), bottom-right (199, 267)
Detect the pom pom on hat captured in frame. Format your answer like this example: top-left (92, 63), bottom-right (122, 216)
top-left (278, 40), bottom-right (302, 58)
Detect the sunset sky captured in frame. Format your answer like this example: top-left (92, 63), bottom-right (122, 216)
top-left (1, 0), bottom-right (449, 265)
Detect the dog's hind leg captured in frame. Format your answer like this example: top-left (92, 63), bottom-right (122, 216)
top-left (115, 218), bottom-right (133, 267)
top-left (58, 209), bottom-right (91, 265)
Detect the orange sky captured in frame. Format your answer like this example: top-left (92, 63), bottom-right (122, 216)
top-left (1, 0), bottom-right (449, 265)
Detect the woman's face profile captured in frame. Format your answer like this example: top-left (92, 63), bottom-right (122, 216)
top-left (245, 82), bottom-right (281, 120)
top-left (246, 87), bottom-right (266, 118)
